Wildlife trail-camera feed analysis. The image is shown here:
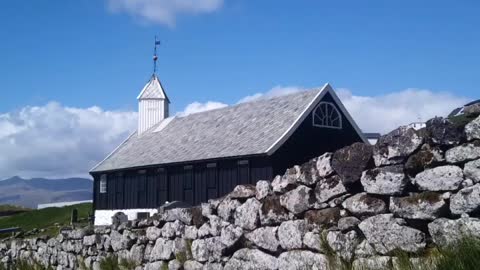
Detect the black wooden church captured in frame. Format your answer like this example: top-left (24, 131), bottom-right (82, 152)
top-left (90, 68), bottom-right (367, 224)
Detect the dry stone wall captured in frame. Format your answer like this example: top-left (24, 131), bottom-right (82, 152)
top-left (2, 112), bottom-right (480, 270)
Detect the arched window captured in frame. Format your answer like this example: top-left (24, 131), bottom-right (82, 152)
top-left (312, 102), bottom-right (342, 129)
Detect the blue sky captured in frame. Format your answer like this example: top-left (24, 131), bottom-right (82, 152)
top-left (0, 0), bottom-right (479, 179)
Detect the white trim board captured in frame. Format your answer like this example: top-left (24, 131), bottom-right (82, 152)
top-left (266, 83), bottom-right (368, 156)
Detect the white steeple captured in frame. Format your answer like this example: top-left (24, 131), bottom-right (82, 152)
top-left (137, 74), bottom-right (170, 135)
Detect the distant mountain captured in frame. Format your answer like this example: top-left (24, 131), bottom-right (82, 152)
top-left (0, 176), bottom-right (93, 208)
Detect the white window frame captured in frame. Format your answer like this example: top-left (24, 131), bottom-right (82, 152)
top-left (100, 174), bottom-right (107, 194)
top-left (312, 102), bottom-right (343, 129)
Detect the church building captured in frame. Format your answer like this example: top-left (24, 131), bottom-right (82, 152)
top-left (90, 54), bottom-right (367, 225)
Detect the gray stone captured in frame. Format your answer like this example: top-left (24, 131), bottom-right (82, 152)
top-left (162, 221), bottom-right (184, 239)
top-left (129, 244), bottom-right (145, 266)
top-left (259, 196), bottom-right (290, 225)
top-left (465, 104), bottom-right (480, 117)
top-left (303, 231), bottom-right (325, 253)
top-left (314, 175), bottom-right (347, 203)
top-left (297, 158), bottom-right (322, 185)
top-left (203, 262), bottom-right (224, 270)
top-left (359, 214), bottom-right (426, 254)
top-left (162, 207), bottom-right (201, 225)
top-left (332, 142), bottom-right (373, 185)
top-left (361, 165), bottom-right (408, 195)
top-left (256, 180), bottom-right (271, 200)
top-left (327, 230), bottom-right (359, 261)
top-left (271, 168), bottom-right (298, 193)
top-left (450, 184), bottom-right (480, 215)
top-left (316, 152), bottom-right (334, 178)
top-left (342, 193), bottom-right (387, 216)
top-left (185, 226), bottom-right (198, 240)
top-left (446, 142), bottom-right (480, 163)
top-left (278, 250), bottom-right (329, 270)
top-left (414, 165), bottom-right (464, 191)
top-left (146, 226), bottom-right (162, 241)
top-left (184, 260), bottom-right (204, 270)
top-left (405, 144), bottom-right (444, 176)
top-left (466, 115), bottom-right (480, 141)
top-left (224, 248), bottom-right (278, 270)
top-left (389, 192), bottom-right (448, 220)
top-left (220, 224), bottom-right (243, 248)
top-left (230, 185), bottom-right (257, 199)
top-left (352, 256), bottom-right (392, 270)
top-left (278, 220), bottom-right (306, 250)
top-left (464, 159), bottom-right (480, 183)
top-left (83, 235), bottom-right (100, 247)
top-left (245, 226), bottom-right (280, 252)
top-left (110, 230), bottom-right (135, 252)
top-left (234, 198), bottom-right (261, 230)
top-left (145, 262), bottom-right (166, 270)
top-left (338, 216), bottom-right (361, 231)
top-left (191, 239), bottom-right (209, 262)
top-left (150, 238), bottom-right (174, 261)
top-left (304, 208), bottom-right (341, 227)
top-left (354, 240), bottom-right (376, 258)
top-left (426, 117), bottom-right (464, 146)
top-left (217, 197), bottom-right (241, 223)
top-left (280, 185), bottom-right (313, 214)
top-left (168, 259), bottom-right (183, 270)
top-left (428, 217), bottom-right (480, 246)
top-left (374, 126), bottom-right (423, 166)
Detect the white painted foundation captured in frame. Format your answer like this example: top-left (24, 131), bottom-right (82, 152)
top-left (94, 209), bottom-right (158, 226)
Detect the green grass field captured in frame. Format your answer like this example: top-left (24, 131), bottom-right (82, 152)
top-left (0, 203), bottom-right (92, 238)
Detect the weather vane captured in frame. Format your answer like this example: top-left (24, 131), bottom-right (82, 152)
top-left (153, 36), bottom-right (161, 74)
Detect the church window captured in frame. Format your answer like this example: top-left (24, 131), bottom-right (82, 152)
top-left (312, 102), bottom-right (342, 129)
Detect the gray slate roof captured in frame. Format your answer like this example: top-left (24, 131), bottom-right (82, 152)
top-left (91, 89), bottom-right (321, 172)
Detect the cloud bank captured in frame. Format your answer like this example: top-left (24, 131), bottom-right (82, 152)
top-left (107, 0), bottom-right (223, 26)
top-left (0, 86), bottom-right (468, 179)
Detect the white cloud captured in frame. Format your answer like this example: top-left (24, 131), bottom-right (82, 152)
top-left (107, 0), bottom-right (223, 26)
top-left (0, 102), bottom-right (137, 180)
top-left (177, 101), bottom-right (227, 116)
top-left (238, 85), bottom-right (305, 103)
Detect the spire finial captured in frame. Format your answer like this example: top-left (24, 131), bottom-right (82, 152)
top-left (153, 36), bottom-right (161, 74)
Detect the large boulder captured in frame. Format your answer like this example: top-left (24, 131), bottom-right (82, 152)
top-left (271, 168), bottom-right (298, 193)
top-left (234, 198), bottom-right (261, 230)
top-left (464, 159), bottom-right (480, 184)
top-left (389, 192), bottom-right (448, 220)
top-left (278, 220), bottom-right (307, 250)
top-left (317, 152), bottom-right (335, 178)
top-left (304, 208), bottom-right (341, 227)
top-left (373, 126), bottom-right (423, 166)
top-left (230, 185), bottom-right (257, 199)
top-left (256, 180), bottom-right (271, 200)
top-left (405, 144), bottom-right (444, 176)
top-left (259, 196), bottom-right (290, 226)
top-left (360, 165), bottom-right (407, 195)
top-left (358, 214), bottom-right (426, 254)
top-left (278, 251), bottom-right (329, 270)
top-left (162, 207), bottom-right (202, 225)
top-left (217, 197), bottom-right (241, 223)
top-left (297, 158), bottom-right (321, 185)
top-left (428, 217), bottom-right (480, 246)
top-left (413, 165), bottom-right (463, 191)
top-left (426, 117), bottom-right (464, 146)
top-left (280, 185), bottom-right (314, 214)
top-left (450, 184), bottom-right (480, 215)
top-left (245, 227), bottom-right (280, 252)
top-left (150, 238), bottom-right (174, 261)
top-left (445, 141), bottom-right (480, 164)
top-left (314, 175), bottom-right (347, 203)
top-left (224, 248), bottom-right (278, 270)
top-left (331, 143), bottom-right (373, 185)
top-left (465, 115), bottom-right (480, 141)
top-left (342, 193), bottom-right (387, 216)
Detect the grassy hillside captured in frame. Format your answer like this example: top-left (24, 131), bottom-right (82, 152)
top-left (0, 203), bottom-right (92, 238)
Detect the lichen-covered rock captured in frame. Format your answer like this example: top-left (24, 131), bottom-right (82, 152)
top-left (327, 230), bottom-right (359, 261)
top-left (332, 143), bottom-right (373, 185)
top-left (359, 214), bottom-right (426, 254)
top-left (184, 260), bottom-right (204, 270)
top-left (191, 239), bottom-right (209, 262)
top-left (426, 117), bottom-right (464, 145)
top-left (304, 208), bottom-right (341, 227)
top-left (184, 226), bottom-right (198, 240)
top-left (272, 168), bottom-right (298, 193)
top-left (314, 175), bottom-right (347, 203)
top-left (245, 227), bottom-right (280, 252)
top-left (405, 144), bottom-right (444, 176)
top-left (111, 212), bottom-right (128, 228)
top-left (234, 198), bottom-right (261, 230)
top-left (464, 159), bottom-right (480, 183)
top-left (145, 262), bottom-right (165, 270)
top-left (259, 196), bottom-right (290, 226)
top-left (224, 248), bottom-right (278, 270)
top-left (450, 184), bottom-right (480, 215)
top-left (168, 259), bottom-right (182, 270)
top-left (317, 152), bottom-right (334, 178)
top-left (280, 185), bottom-right (314, 214)
top-left (297, 158), bottom-right (321, 185)
top-left (162, 221), bottom-right (184, 239)
top-left (342, 193), bottom-right (387, 216)
top-left (150, 238), bottom-right (174, 261)
top-left (217, 197), bottom-right (241, 223)
top-left (278, 250), bottom-right (329, 270)
top-left (355, 240), bottom-right (376, 258)
top-left (203, 262), bottom-right (223, 270)
top-left (230, 185), bottom-right (257, 199)
top-left (466, 115), bottom-right (480, 141)
top-left (220, 224), bottom-right (243, 248)
top-left (162, 207), bottom-right (202, 226)
top-left (361, 165), bottom-right (407, 195)
top-left (110, 230), bottom-right (135, 252)
top-left (445, 142), bottom-right (480, 163)
top-left (146, 226), bottom-right (162, 241)
top-left (389, 192), bottom-right (448, 220)
top-left (338, 216), bottom-right (361, 232)
top-left (414, 165), bottom-right (463, 191)
top-left (352, 256), bottom-right (392, 270)
top-left (83, 235), bottom-right (100, 247)
top-left (278, 220), bottom-right (307, 250)
top-left (256, 180), bottom-right (271, 200)
top-left (374, 126), bottom-right (423, 166)
top-left (428, 217), bottom-right (480, 246)
top-left (303, 231), bottom-right (324, 252)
